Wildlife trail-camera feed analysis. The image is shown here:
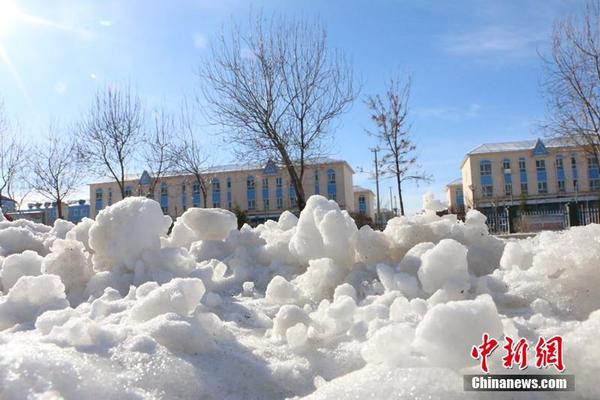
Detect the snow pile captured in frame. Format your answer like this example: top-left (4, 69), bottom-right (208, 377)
top-left (0, 195), bottom-right (597, 399)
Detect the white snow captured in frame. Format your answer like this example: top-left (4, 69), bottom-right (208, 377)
top-left (0, 194), bottom-right (596, 399)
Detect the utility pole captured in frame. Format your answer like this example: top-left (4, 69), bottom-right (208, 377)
top-left (371, 147), bottom-right (381, 229)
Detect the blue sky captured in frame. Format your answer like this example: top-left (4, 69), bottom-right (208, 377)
top-left (0, 0), bottom-right (582, 213)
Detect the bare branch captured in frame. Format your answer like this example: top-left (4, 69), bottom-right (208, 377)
top-left (199, 14), bottom-right (356, 210)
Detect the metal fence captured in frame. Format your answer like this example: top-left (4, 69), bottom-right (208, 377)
top-left (482, 204), bottom-right (600, 234)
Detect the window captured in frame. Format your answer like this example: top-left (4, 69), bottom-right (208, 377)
top-left (262, 177), bottom-right (269, 208)
top-left (275, 177), bottom-right (283, 209)
top-left (482, 185), bottom-right (493, 197)
top-left (573, 179), bottom-right (578, 190)
top-left (503, 159), bottom-right (511, 170)
top-left (588, 156), bottom-right (599, 170)
top-left (327, 169), bottom-right (336, 183)
top-left (227, 178), bottom-right (232, 189)
top-left (504, 183), bottom-right (512, 196)
top-left (520, 183), bottom-right (528, 195)
top-left (358, 195), bottom-right (366, 213)
top-left (95, 189), bottom-right (103, 200)
top-left (181, 183), bottom-right (186, 194)
top-left (571, 156), bottom-right (577, 169)
top-left (160, 183), bottom-right (168, 196)
top-left (556, 156), bottom-right (564, 170)
top-left (263, 198), bottom-right (269, 210)
top-left (247, 176), bottom-right (256, 210)
top-left (455, 188), bottom-right (464, 206)
top-left (536, 159), bottom-right (546, 171)
top-left (480, 161), bottom-right (492, 176)
top-left (212, 178), bottom-right (221, 208)
top-left (538, 181), bottom-right (548, 194)
top-left (314, 170), bottom-right (320, 195)
top-left (226, 177), bottom-right (232, 209)
top-left (125, 186), bottom-right (133, 197)
top-left (327, 168), bottom-right (336, 200)
top-left (289, 183), bottom-right (298, 205)
top-left (193, 182), bottom-right (200, 195)
top-left (591, 179), bottom-right (600, 192)
top-left (519, 158), bottom-right (526, 171)
top-left (558, 180), bottom-right (566, 192)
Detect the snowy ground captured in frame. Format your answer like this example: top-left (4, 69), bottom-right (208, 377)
top-left (0, 195), bottom-right (598, 399)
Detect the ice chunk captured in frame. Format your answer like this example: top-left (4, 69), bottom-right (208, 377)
top-left (0, 275), bottom-right (68, 330)
top-left (130, 278), bottom-right (205, 321)
top-left (89, 197), bottom-right (172, 272)
top-left (414, 294), bottom-right (503, 369)
top-left (180, 208), bottom-right (237, 241)
top-left (417, 239), bottom-right (470, 295)
top-left (1, 250), bottom-right (43, 291)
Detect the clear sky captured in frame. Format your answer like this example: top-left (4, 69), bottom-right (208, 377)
top-left (0, 0), bottom-right (582, 213)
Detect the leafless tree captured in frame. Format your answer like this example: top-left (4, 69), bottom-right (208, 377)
top-left (78, 85), bottom-right (144, 198)
top-left (142, 109), bottom-right (176, 196)
top-left (366, 76), bottom-right (430, 216)
top-left (171, 101), bottom-right (212, 208)
top-left (200, 15), bottom-right (356, 210)
top-left (542, 0), bottom-right (600, 165)
top-left (28, 129), bottom-right (83, 219)
top-left (0, 101), bottom-right (25, 205)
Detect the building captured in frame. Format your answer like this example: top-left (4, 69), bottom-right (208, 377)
top-left (68, 200), bottom-right (91, 223)
top-left (352, 186), bottom-right (376, 220)
top-left (0, 195), bottom-right (16, 213)
top-left (7, 200), bottom-right (90, 225)
top-left (445, 178), bottom-right (465, 214)
top-left (90, 159), bottom-right (367, 223)
top-left (448, 138), bottom-right (600, 232)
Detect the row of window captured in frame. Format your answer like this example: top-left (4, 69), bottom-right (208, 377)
top-left (479, 155), bottom-right (600, 198)
top-left (95, 170), bottom-right (338, 213)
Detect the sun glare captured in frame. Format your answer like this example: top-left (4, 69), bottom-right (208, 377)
top-left (0, 0), bottom-right (21, 35)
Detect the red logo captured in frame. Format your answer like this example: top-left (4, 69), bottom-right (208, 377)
top-left (471, 334), bottom-right (565, 373)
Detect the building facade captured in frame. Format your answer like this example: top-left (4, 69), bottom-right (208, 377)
top-left (1, 195), bottom-right (16, 213)
top-left (447, 138), bottom-right (600, 231)
top-left (90, 159), bottom-right (364, 223)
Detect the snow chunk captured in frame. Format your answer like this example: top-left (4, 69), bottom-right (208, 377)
top-left (1, 250), bottom-right (43, 291)
top-left (414, 294), bottom-right (503, 369)
top-left (0, 275), bottom-right (68, 330)
top-left (418, 239), bottom-right (470, 295)
top-left (89, 197), bottom-right (172, 272)
top-left (130, 278), bottom-right (205, 322)
top-left (180, 208), bottom-right (237, 241)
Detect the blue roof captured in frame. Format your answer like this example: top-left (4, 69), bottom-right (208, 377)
top-left (466, 137), bottom-right (578, 155)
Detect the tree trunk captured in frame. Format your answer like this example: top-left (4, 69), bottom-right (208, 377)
top-left (286, 164), bottom-right (306, 211)
top-left (395, 170), bottom-right (405, 216)
top-left (57, 197), bottom-right (63, 219)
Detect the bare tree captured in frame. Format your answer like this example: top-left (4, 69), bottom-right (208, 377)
top-left (28, 130), bottom-right (83, 219)
top-left (78, 85), bottom-right (144, 198)
top-left (200, 15), bottom-right (356, 210)
top-left (171, 101), bottom-right (211, 208)
top-left (0, 101), bottom-right (25, 205)
top-left (542, 0), bottom-right (600, 165)
top-left (366, 76), bottom-right (430, 216)
top-left (142, 109), bottom-right (176, 196)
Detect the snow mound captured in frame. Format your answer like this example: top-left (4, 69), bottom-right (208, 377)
top-left (0, 196), bottom-right (596, 399)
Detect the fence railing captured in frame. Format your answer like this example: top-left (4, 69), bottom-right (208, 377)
top-left (481, 204), bottom-right (600, 234)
